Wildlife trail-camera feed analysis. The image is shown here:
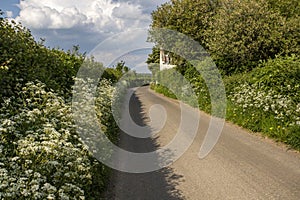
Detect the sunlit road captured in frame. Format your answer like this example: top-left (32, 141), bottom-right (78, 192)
top-left (104, 86), bottom-right (300, 200)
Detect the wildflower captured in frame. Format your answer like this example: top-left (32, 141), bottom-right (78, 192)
top-left (11, 157), bottom-right (20, 162)
top-left (0, 80), bottom-right (118, 199)
top-left (47, 194), bottom-right (55, 200)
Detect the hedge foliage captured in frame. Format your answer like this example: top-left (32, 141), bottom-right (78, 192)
top-left (0, 13), bottom-right (123, 198)
top-left (149, 0), bottom-right (299, 149)
top-left (152, 55), bottom-right (300, 150)
top-left (0, 17), bottom-right (84, 99)
top-left (149, 0), bottom-right (300, 75)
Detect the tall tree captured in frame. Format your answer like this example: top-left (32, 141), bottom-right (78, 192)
top-left (205, 0), bottom-right (299, 74)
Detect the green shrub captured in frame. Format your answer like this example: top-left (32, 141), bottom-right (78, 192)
top-left (0, 12), bottom-right (122, 198)
top-left (226, 55), bottom-right (300, 149)
top-left (153, 84), bottom-right (177, 99)
top-left (183, 63), bottom-right (211, 112)
top-left (150, 0), bottom-right (221, 48)
top-left (204, 0), bottom-right (290, 74)
top-left (266, 0), bottom-right (300, 18)
top-left (0, 79), bottom-right (118, 198)
top-left (248, 55), bottom-right (300, 99)
top-left (148, 0), bottom-right (300, 149)
top-left (0, 17), bottom-right (83, 100)
top-left (151, 55), bottom-right (300, 149)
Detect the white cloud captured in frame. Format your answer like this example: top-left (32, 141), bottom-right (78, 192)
top-left (11, 0), bottom-right (167, 56)
top-left (90, 28), bottom-right (153, 67)
top-left (15, 0), bottom-right (150, 32)
top-left (113, 0), bottom-right (169, 11)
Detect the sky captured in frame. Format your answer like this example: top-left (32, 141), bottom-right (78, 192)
top-left (0, 0), bottom-right (169, 72)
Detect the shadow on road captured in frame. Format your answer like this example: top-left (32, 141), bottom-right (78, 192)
top-left (103, 90), bottom-right (185, 200)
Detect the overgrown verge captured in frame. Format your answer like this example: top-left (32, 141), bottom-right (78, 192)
top-left (0, 79), bottom-right (118, 199)
top-left (0, 16), bottom-right (83, 100)
top-left (0, 14), bottom-right (121, 198)
top-left (226, 55), bottom-right (300, 150)
top-left (151, 55), bottom-right (300, 150)
top-left (148, 0), bottom-right (300, 150)
top-left (150, 83), bottom-right (177, 100)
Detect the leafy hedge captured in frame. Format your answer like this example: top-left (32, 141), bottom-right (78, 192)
top-left (208, 0), bottom-right (299, 74)
top-left (149, 0), bottom-right (300, 75)
top-left (226, 55), bottom-right (300, 149)
top-left (149, 0), bottom-right (299, 149)
top-left (0, 13), bottom-right (122, 198)
top-left (0, 17), bottom-right (84, 100)
top-left (152, 55), bottom-right (300, 150)
top-left (0, 80), bottom-right (118, 199)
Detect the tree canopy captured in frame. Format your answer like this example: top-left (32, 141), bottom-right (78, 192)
top-left (148, 0), bottom-right (300, 75)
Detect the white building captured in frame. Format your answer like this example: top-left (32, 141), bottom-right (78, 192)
top-left (160, 48), bottom-right (176, 71)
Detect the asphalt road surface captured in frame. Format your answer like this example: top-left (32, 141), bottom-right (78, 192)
top-left (103, 86), bottom-right (300, 200)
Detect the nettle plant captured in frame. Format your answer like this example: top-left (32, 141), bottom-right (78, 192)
top-left (0, 80), bottom-right (117, 199)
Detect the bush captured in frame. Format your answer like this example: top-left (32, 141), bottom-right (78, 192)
top-left (204, 0), bottom-right (289, 74)
top-left (0, 17), bottom-right (83, 100)
top-left (266, 0), bottom-right (300, 18)
top-left (0, 12), bottom-right (122, 198)
top-left (151, 55), bottom-right (300, 149)
top-left (0, 80), bottom-right (118, 198)
top-left (226, 55), bottom-right (300, 149)
top-left (150, 0), bottom-right (221, 48)
top-left (148, 0), bottom-right (300, 149)
top-left (248, 55), bottom-right (300, 98)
